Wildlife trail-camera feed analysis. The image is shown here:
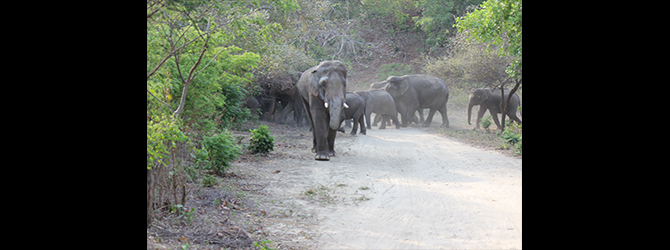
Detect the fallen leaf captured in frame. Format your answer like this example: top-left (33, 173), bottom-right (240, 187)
top-left (179, 236), bottom-right (187, 243)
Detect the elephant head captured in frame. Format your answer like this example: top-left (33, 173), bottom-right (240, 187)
top-left (467, 88), bottom-right (490, 125)
top-left (384, 76), bottom-right (410, 97)
top-left (307, 60), bottom-right (348, 130)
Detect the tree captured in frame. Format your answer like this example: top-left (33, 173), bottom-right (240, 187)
top-left (413, 0), bottom-right (484, 49)
top-left (146, 0), bottom-right (298, 227)
top-left (455, 0), bottom-right (521, 131)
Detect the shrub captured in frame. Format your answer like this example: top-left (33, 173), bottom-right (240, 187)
top-left (202, 130), bottom-right (240, 176)
top-left (202, 174), bottom-right (218, 187)
top-left (479, 115), bottom-right (492, 131)
top-left (248, 125), bottom-right (275, 155)
top-left (501, 121), bottom-right (522, 155)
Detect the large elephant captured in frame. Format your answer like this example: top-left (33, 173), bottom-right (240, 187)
top-left (338, 92), bottom-right (367, 135)
top-left (354, 89), bottom-right (399, 129)
top-left (298, 60), bottom-right (348, 161)
top-left (467, 88), bottom-right (522, 130)
top-left (384, 74), bottom-right (450, 128)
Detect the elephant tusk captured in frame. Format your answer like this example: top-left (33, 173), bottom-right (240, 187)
top-left (324, 102), bottom-right (329, 109)
top-left (343, 103), bottom-right (349, 108)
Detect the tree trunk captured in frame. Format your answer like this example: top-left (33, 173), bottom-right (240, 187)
top-left (499, 84), bottom-right (506, 132)
top-left (505, 78), bottom-right (522, 118)
top-left (147, 168), bottom-right (153, 228)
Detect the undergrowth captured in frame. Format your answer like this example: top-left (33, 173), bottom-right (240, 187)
top-left (437, 117), bottom-right (522, 156)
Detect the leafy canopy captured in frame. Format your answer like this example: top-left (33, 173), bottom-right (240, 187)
top-left (455, 0), bottom-right (521, 78)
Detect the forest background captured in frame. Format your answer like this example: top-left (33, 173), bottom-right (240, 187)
top-left (147, 0), bottom-right (521, 228)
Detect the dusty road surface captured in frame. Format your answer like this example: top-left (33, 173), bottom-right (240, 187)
top-left (249, 123), bottom-right (522, 249)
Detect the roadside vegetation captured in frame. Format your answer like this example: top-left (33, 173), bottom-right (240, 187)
top-left (147, 0), bottom-right (521, 248)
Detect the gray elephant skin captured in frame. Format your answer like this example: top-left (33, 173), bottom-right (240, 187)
top-left (384, 74), bottom-right (450, 128)
top-left (354, 89), bottom-right (399, 129)
top-left (467, 88), bottom-right (522, 130)
top-left (338, 92), bottom-right (367, 135)
top-left (298, 60), bottom-right (348, 161)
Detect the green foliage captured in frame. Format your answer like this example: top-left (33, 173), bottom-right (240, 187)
top-left (501, 129), bottom-right (521, 144)
top-left (161, 47), bottom-right (260, 136)
top-left (423, 32), bottom-right (511, 88)
top-left (248, 125), bottom-right (275, 155)
top-left (422, 32), bottom-right (512, 109)
top-left (377, 63), bottom-right (415, 81)
top-left (479, 115), bottom-right (492, 131)
top-left (455, 0), bottom-right (522, 78)
top-left (254, 238), bottom-right (277, 250)
top-left (500, 121), bottom-right (522, 154)
top-left (170, 204), bottom-right (196, 225)
top-left (202, 130), bottom-right (240, 176)
top-left (147, 114), bottom-right (189, 169)
top-left (201, 174), bottom-right (218, 187)
top-left (185, 165), bottom-right (199, 182)
top-left (413, 0), bottom-right (484, 48)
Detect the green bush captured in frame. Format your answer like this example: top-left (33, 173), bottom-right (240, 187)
top-left (202, 174), bottom-right (218, 187)
top-left (248, 125), bottom-right (275, 155)
top-left (202, 130), bottom-right (240, 176)
top-left (501, 121), bottom-right (522, 155)
top-left (479, 115), bottom-right (492, 131)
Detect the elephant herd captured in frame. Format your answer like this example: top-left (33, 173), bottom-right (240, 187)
top-left (249, 60), bottom-right (521, 161)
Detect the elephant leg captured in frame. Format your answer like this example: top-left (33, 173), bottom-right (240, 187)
top-left (308, 99), bottom-right (330, 160)
top-left (490, 110), bottom-right (503, 129)
top-left (280, 101), bottom-right (294, 124)
top-left (390, 113), bottom-right (400, 129)
top-left (438, 103), bottom-right (449, 128)
top-left (373, 113), bottom-right (381, 126)
top-left (379, 113), bottom-right (387, 129)
top-left (365, 110), bottom-right (372, 129)
top-left (397, 109), bottom-right (409, 127)
top-left (507, 109), bottom-right (522, 124)
top-left (423, 108), bottom-right (437, 127)
top-left (358, 115), bottom-right (366, 135)
top-left (350, 117), bottom-right (359, 135)
top-left (475, 106), bottom-right (487, 129)
top-left (327, 128), bottom-right (337, 156)
top-left (419, 109), bottom-right (425, 123)
top-left (301, 97), bottom-right (316, 149)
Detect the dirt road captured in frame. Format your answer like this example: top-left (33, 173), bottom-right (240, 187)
top-left (255, 124), bottom-right (522, 249)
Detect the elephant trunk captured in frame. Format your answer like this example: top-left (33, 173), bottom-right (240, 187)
top-left (467, 101), bottom-right (474, 125)
top-left (327, 97), bottom-right (345, 130)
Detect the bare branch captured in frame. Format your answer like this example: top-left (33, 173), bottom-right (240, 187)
top-left (147, 0), bottom-right (165, 20)
top-left (147, 89), bottom-right (175, 114)
top-left (173, 34), bottom-right (211, 118)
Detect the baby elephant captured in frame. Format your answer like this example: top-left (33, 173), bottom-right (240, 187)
top-left (467, 88), bottom-right (521, 130)
top-left (338, 92), bottom-right (367, 135)
top-left (354, 89), bottom-right (400, 129)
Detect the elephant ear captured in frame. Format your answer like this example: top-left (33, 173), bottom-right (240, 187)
top-left (399, 78), bottom-right (410, 95)
top-left (307, 66), bottom-right (321, 97)
top-left (336, 60), bottom-right (347, 79)
top-left (481, 89), bottom-right (491, 101)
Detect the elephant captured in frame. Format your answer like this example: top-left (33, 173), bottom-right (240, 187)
top-left (383, 74), bottom-right (450, 128)
top-left (354, 89), bottom-right (399, 129)
top-left (298, 60), bottom-right (348, 161)
top-left (467, 87), bottom-right (522, 130)
top-left (255, 72), bottom-right (307, 126)
top-left (276, 91), bottom-right (307, 126)
top-left (241, 97), bottom-right (261, 119)
top-left (338, 92), bottom-right (367, 135)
